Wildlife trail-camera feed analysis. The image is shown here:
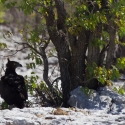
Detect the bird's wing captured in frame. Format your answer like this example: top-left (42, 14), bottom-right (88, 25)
top-left (1, 74), bottom-right (28, 100)
top-left (14, 75), bottom-right (28, 100)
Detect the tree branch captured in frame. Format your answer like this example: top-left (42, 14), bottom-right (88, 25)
top-left (14, 41), bottom-right (42, 55)
top-left (39, 45), bottom-right (62, 105)
top-left (54, 0), bottom-right (67, 30)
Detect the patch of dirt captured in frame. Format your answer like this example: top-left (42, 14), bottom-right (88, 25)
top-left (53, 108), bottom-right (68, 115)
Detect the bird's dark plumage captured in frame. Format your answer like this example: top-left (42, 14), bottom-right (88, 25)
top-left (0, 58), bottom-right (28, 108)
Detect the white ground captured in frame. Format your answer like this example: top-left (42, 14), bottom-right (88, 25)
top-left (0, 106), bottom-right (125, 125)
top-left (0, 26), bottom-right (125, 125)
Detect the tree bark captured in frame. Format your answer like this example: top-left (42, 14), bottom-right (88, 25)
top-left (69, 30), bottom-right (89, 90)
top-left (84, 25), bottom-right (102, 89)
top-left (106, 21), bottom-right (116, 69)
top-left (45, 2), bottom-right (71, 106)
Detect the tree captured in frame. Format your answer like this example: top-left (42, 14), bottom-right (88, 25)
top-left (1, 0), bottom-right (125, 106)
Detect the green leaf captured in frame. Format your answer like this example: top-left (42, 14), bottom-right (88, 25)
top-left (1, 101), bottom-right (9, 109)
top-left (116, 57), bottom-right (125, 70)
top-left (80, 87), bottom-right (93, 96)
top-left (118, 87), bottom-right (125, 95)
top-left (30, 89), bottom-right (33, 95)
top-left (35, 57), bottom-right (42, 65)
top-left (0, 43), bottom-right (7, 49)
top-left (32, 82), bottom-right (37, 89)
top-left (30, 63), bottom-right (36, 69)
top-left (113, 87), bottom-right (118, 92)
top-left (1, 0), bottom-right (7, 4)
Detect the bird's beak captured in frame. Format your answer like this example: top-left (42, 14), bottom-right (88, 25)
top-left (17, 63), bottom-right (22, 67)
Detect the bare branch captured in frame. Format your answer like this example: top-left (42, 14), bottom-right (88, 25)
top-left (0, 46), bottom-right (28, 57)
top-left (14, 41), bottom-right (42, 55)
top-left (35, 88), bottom-right (52, 106)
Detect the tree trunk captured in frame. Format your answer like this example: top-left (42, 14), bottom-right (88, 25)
top-left (106, 21), bottom-right (116, 69)
top-left (119, 36), bottom-right (125, 58)
top-left (68, 30), bottom-right (89, 90)
top-left (45, 2), bottom-right (71, 106)
top-left (84, 25), bottom-right (102, 89)
top-left (45, 0), bottom-right (118, 105)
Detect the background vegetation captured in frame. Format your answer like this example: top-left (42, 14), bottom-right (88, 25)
top-left (1, 0), bottom-right (125, 107)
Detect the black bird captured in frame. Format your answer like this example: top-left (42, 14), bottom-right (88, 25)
top-left (0, 58), bottom-right (28, 108)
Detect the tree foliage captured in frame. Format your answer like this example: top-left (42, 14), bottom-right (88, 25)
top-left (1, 0), bottom-right (125, 106)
